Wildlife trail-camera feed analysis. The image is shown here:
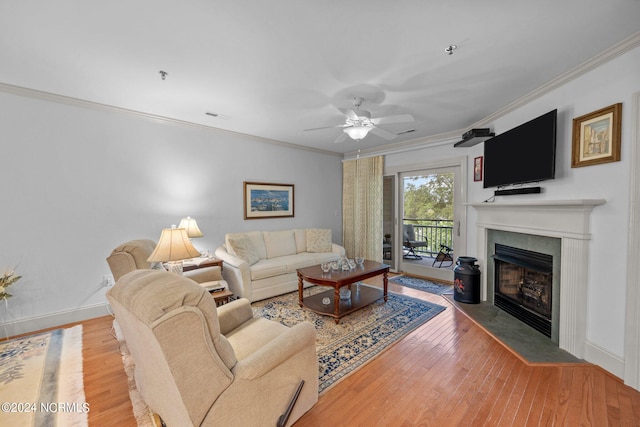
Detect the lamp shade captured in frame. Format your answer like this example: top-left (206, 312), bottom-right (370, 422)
top-left (178, 216), bottom-right (204, 238)
top-left (147, 228), bottom-right (201, 263)
top-left (344, 125), bottom-right (372, 141)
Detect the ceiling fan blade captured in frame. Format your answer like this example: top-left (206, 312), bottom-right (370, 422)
top-left (303, 124), bottom-right (346, 132)
top-left (334, 132), bottom-right (348, 143)
top-left (344, 109), bottom-right (359, 121)
top-left (370, 126), bottom-right (397, 140)
top-left (371, 114), bottom-right (414, 125)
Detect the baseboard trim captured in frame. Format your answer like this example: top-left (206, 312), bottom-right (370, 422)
top-left (584, 341), bottom-right (625, 379)
top-left (0, 303), bottom-right (112, 339)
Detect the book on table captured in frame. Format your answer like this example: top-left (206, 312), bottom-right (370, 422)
top-left (199, 282), bottom-right (226, 293)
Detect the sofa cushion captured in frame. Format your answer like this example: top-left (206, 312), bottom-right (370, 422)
top-left (274, 253), bottom-right (319, 273)
top-left (250, 273), bottom-right (298, 293)
top-left (306, 228), bottom-right (332, 253)
top-left (294, 229), bottom-right (307, 253)
top-left (226, 231), bottom-right (267, 260)
top-left (250, 258), bottom-right (288, 281)
top-left (263, 230), bottom-right (297, 259)
top-left (228, 236), bottom-right (260, 266)
top-left (312, 251), bottom-right (342, 264)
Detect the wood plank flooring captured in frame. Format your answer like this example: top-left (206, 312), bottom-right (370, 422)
top-left (14, 277), bottom-right (639, 426)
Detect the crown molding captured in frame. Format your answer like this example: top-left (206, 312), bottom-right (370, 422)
top-left (2, 31), bottom-right (638, 161)
top-left (0, 82), bottom-right (342, 158)
top-left (351, 31), bottom-right (640, 159)
top-left (343, 130), bottom-right (460, 160)
top-left (472, 31), bottom-right (640, 128)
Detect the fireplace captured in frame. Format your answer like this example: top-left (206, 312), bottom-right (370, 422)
top-left (493, 244), bottom-right (553, 337)
top-left (471, 199), bottom-right (605, 359)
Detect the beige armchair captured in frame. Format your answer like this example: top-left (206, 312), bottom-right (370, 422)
top-left (106, 270), bottom-right (318, 427)
top-left (106, 239), bottom-right (226, 289)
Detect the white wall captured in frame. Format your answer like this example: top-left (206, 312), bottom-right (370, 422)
top-left (384, 45), bottom-right (640, 374)
top-left (1, 42), bottom-right (636, 378)
top-left (0, 91), bottom-right (343, 336)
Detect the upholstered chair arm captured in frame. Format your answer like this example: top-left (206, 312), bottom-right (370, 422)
top-left (214, 245), bottom-right (248, 269)
top-left (107, 252), bottom-right (138, 282)
top-left (331, 243), bottom-right (346, 256)
top-left (184, 266), bottom-right (223, 283)
top-left (232, 322), bottom-right (316, 381)
top-left (214, 245), bottom-right (252, 300)
top-left (217, 299), bottom-right (254, 335)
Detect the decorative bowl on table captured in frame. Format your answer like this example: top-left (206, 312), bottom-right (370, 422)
top-left (339, 287), bottom-right (351, 300)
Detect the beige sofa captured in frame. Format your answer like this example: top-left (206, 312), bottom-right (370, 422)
top-left (215, 228), bottom-right (345, 302)
top-left (107, 269), bottom-right (318, 427)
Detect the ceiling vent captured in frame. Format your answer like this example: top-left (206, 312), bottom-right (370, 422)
top-left (454, 128), bottom-right (495, 147)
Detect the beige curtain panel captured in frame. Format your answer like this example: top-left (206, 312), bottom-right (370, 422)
top-left (342, 156), bottom-right (384, 261)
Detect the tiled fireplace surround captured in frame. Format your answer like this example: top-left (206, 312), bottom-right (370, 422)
top-left (471, 199), bottom-right (605, 359)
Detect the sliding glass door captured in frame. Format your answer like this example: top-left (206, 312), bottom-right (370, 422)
top-left (398, 164), bottom-right (464, 282)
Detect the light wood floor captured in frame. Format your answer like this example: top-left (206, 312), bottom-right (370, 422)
top-left (23, 278), bottom-right (640, 426)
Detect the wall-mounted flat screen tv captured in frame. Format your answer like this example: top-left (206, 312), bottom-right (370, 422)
top-left (483, 109), bottom-right (557, 188)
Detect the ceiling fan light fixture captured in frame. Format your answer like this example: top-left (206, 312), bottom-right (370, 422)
top-left (344, 126), bottom-right (371, 141)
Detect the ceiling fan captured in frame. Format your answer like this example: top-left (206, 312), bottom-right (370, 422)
top-left (304, 97), bottom-right (414, 143)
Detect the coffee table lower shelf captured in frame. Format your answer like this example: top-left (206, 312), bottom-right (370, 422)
top-left (300, 285), bottom-right (384, 322)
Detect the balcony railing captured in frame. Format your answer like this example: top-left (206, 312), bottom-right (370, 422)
top-left (402, 218), bottom-right (454, 257)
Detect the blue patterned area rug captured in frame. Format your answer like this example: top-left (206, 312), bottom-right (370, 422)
top-left (253, 287), bottom-right (446, 394)
top-left (390, 275), bottom-right (453, 295)
top-left (0, 325), bottom-right (87, 427)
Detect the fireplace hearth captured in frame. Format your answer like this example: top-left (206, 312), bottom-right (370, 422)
top-left (493, 243), bottom-right (553, 337)
top-left (472, 199), bottom-right (605, 359)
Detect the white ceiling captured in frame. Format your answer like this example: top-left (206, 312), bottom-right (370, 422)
top-left (2, 1), bottom-right (639, 155)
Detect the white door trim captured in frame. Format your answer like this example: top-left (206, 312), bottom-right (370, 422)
top-left (391, 156), bottom-right (468, 282)
top-left (624, 91), bottom-right (640, 391)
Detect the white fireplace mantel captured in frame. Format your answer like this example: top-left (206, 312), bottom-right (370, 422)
top-left (470, 199), bottom-right (605, 359)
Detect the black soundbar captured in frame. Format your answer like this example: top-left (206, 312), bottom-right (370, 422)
top-left (494, 187), bottom-right (541, 196)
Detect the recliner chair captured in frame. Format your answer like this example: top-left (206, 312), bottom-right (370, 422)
top-left (107, 269), bottom-right (319, 427)
top-left (106, 239), bottom-right (226, 289)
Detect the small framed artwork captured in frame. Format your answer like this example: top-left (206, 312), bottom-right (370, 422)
top-left (244, 182), bottom-right (294, 219)
top-left (473, 156), bottom-right (483, 182)
top-left (571, 103), bottom-right (622, 168)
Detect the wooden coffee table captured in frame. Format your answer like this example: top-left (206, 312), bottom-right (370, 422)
top-left (297, 260), bottom-right (389, 324)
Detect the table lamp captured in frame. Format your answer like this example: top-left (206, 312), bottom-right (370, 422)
top-left (178, 216), bottom-right (205, 256)
top-left (147, 228), bottom-right (201, 274)
top-left (178, 216), bottom-right (203, 238)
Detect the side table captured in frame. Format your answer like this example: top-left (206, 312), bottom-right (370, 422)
top-left (211, 289), bottom-right (233, 306)
top-left (183, 258), bottom-right (230, 305)
top-left (183, 257), bottom-right (223, 272)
